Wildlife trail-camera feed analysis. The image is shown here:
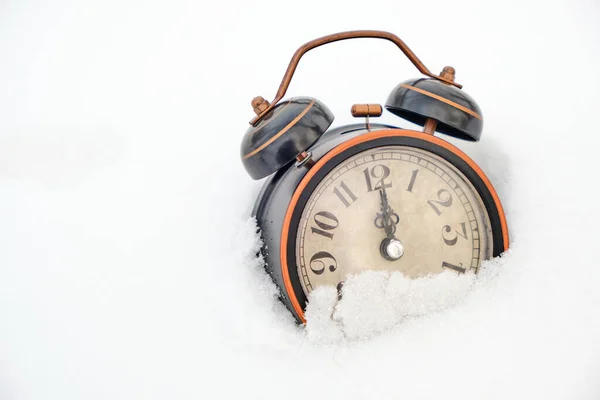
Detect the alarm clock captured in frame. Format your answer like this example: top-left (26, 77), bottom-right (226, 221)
top-left (240, 30), bottom-right (509, 324)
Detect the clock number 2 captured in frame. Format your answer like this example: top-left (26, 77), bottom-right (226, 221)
top-left (363, 164), bottom-right (392, 192)
top-left (311, 211), bottom-right (339, 239)
top-left (428, 189), bottom-right (453, 216)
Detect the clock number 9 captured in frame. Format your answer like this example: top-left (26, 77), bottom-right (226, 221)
top-left (309, 251), bottom-right (338, 275)
top-left (363, 164), bottom-right (392, 192)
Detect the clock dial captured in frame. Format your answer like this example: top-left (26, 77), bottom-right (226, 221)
top-left (295, 146), bottom-right (493, 295)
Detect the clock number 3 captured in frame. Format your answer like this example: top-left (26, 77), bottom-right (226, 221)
top-left (442, 222), bottom-right (468, 246)
top-left (363, 165), bottom-right (392, 192)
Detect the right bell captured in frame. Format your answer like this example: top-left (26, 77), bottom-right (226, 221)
top-left (385, 67), bottom-right (483, 141)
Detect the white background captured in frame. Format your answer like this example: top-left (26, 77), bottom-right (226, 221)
top-left (1, 0), bottom-right (599, 399)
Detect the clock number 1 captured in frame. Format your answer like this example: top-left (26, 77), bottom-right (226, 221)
top-left (442, 261), bottom-right (466, 274)
top-left (407, 169), bottom-right (419, 192)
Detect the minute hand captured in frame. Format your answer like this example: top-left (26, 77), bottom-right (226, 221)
top-left (375, 188), bottom-right (400, 238)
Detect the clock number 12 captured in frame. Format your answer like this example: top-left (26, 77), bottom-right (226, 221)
top-left (363, 165), bottom-right (392, 192)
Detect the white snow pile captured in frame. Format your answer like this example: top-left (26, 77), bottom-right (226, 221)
top-left (305, 268), bottom-right (478, 342)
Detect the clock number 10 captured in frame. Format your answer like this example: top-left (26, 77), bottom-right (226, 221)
top-left (309, 212), bottom-right (339, 275)
top-left (311, 211), bottom-right (339, 239)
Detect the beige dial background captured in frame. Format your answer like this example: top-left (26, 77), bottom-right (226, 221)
top-left (296, 146), bottom-right (493, 295)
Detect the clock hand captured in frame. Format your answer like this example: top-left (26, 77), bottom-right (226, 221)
top-left (375, 187), bottom-right (400, 239)
top-left (374, 187), bottom-right (404, 261)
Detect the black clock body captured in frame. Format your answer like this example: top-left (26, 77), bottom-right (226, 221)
top-left (252, 123), bottom-right (508, 324)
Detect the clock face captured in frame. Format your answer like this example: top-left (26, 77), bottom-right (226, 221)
top-left (295, 145), bottom-right (493, 295)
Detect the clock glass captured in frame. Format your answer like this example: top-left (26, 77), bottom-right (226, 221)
top-left (295, 145), bottom-right (493, 295)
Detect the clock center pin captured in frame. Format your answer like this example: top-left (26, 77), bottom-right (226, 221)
top-left (381, 238), bottom-right (404, 261)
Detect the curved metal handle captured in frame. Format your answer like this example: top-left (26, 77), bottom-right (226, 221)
top-left (250, 30), bottom-right (462, 125)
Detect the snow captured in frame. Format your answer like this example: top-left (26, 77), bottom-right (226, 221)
top-left (306, 268), bottom-right (478, 342)
top-left (1, 0), bottom-right (599, 399)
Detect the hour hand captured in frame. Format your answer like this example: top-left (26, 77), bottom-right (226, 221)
top-left (374, 188), bottom-right (404, 261)
top-left (374, 188), bottom-right (399, 238)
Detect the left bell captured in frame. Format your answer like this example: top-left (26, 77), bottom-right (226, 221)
top-left (240, 96), bottom-right (334, 180)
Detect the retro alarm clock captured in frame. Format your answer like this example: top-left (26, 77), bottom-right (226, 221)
top-left (240, 30), bottom-right (509, 324)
